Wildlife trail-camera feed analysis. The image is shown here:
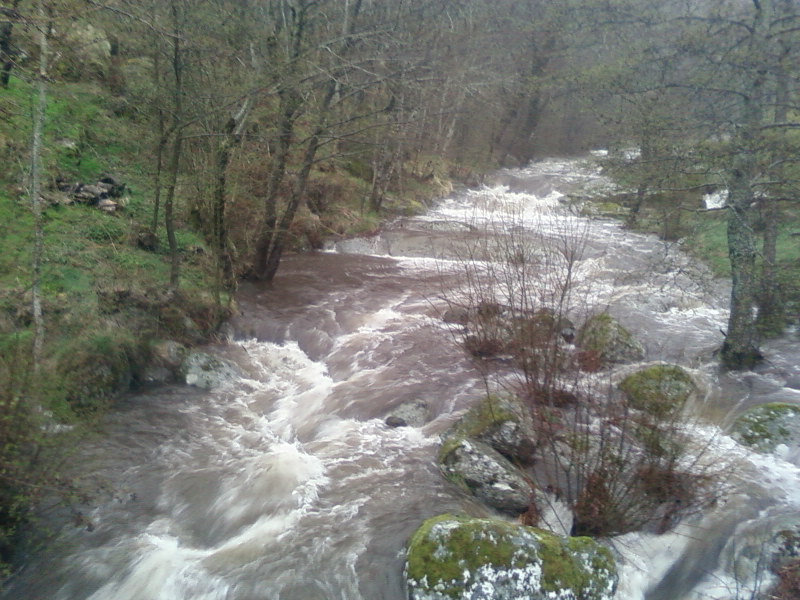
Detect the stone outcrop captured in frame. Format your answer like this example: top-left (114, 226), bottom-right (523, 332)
top-left (385, 399), bottom-right (431, 428)
top-left (440, 439), bottom-right (532, 515)
top-left (438, 396), bottom-right (537, 516)
top-left (47, 175), bottom-right (128, 212)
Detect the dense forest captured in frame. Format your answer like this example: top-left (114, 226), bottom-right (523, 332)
top-left (1, 0), bottom-right (799, 588)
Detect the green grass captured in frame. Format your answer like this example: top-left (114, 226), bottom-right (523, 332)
top-left (0, 75), bottom-right (222, 418)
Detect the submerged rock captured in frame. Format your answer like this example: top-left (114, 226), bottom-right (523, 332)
top-left (180, 351), bottom-right (240, 389)
top-left (719, 513), bottom-right (800, 594)
top-left (730, 402), bottom-right (800, 454)
top-left (405, 514), bottom-right (617, 600)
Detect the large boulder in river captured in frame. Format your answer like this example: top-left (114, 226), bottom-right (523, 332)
top-left (405, 514), bottom-right (618, 600)
top-left (576, 313), bottom-right (645, 369)
top-left (619, 364), bottom-right (697, 418)
top-left (180, 351), bottom-right (240, 390)
top-left (439, 438), bottom-right (532, 515)
top-left (730, 402), bottom-right (800, 454)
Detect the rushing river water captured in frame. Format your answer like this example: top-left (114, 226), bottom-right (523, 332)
top-left (5, 158), bottom-right (800, 600)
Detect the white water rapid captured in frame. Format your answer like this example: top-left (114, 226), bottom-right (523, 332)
top-left (5, 158), bottom-right (800, 600)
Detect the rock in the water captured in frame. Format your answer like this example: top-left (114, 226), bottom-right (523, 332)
top-left (731, 402), bottom-right (800, 454)
top-left (442, 395), bottom-right (537, 464)
top-left (619, 364), bottom-right (697, 417)
top-left (439, 439), bottom-right (531, 515)
top-left (719, 513), bottom-right (800, 593)
top-left (180, 351), bottom-right (240, 389)
top-left (784, 375), bottom-right (800, 391)
top-left (576, 313), bottom-right (645, 368)
top-left (385, 399), bottom-right (431, 428)
top-left (405, 514), bottom-right (618, 600)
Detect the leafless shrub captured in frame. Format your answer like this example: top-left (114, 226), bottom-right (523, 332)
top-left (434, 197), bottom-right (722, 537)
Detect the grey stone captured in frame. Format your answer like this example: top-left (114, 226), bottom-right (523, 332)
top-left (385, 399), bottom-right (430, 428)
top-left (440, 439), bottom-right (531, 515)
top-left (180, 351), bottom-right (240, 390)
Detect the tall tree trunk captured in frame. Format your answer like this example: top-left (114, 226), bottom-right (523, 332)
top-left (250, 91), bottom-right (298, 279)
top-left (720, 1), bottom-right (769, 370)
top-left (164, 133), bottom-right (182, 290)
top-left (722, 169), bottom-right (761, 369)
top-left (255, 83), bottom-right (334, 282)
top-left (756, 4), bottom-right (790, 336)
top-left (164, 0), bottom-right (184, 290)
top-left (0, 0), bottom-right (21, 87)
top-left (30, 0), bottom-right (47, 371)
top-left (211, 97), bottom-right (251, 289)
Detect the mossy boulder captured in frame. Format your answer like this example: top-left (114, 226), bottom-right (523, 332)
top-left (441, 396), bottom-right (536, 465)
top-left (619, 365), bottom-right (696, 418)
top-left (405, 514), bottom-right (618, 600)
top-left (730, 403), bottom-right (800, 454)
top-left (576, 313), bottom-right (645, 368)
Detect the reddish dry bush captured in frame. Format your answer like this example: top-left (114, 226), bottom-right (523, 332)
top-left (771, 559), bottom-right (800, 600)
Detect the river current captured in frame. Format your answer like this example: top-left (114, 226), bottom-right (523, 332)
top-left (5, 158), bottom-right (800, 600)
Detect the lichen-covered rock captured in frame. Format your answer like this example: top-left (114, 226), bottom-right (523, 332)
top-left (576, 313), bottom-right (645, 368)
top-left (619, 364), bottom-right (696, 418)
top-left (405, 514), bottom-right (618, 600)
top-left (180, 351), bottom-right (240, 389)
top-left (730, 403), bottom-right (800, 454)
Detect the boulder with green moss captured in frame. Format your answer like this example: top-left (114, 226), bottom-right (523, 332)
top-left (730, 403), bottom-right (800, 454)
top-left (405, 514), bottom-right (617, 600)
top-left (619, 364), bottom-right (696, 418)
top-left (441, 396), bottom-right (537, 465)
top-left (576, 313), bottom-right (645, 368)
